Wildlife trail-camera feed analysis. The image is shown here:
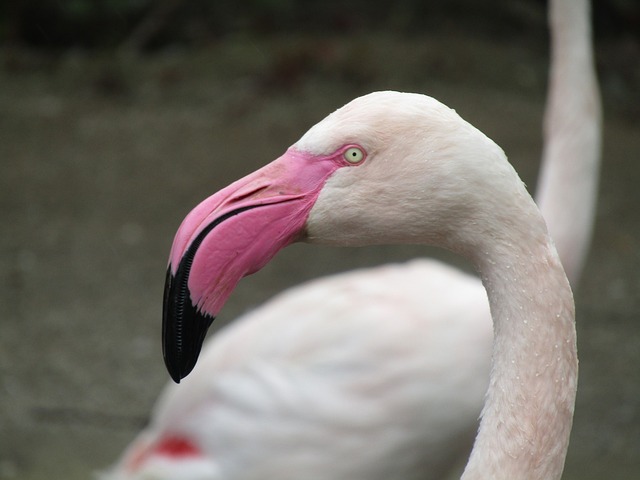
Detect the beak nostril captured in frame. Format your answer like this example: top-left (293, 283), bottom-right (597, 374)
top-left (230, 184), bottom-right (270, 203)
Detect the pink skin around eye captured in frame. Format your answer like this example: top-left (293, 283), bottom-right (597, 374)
top-left (167, 144), bottom-right (365, 318)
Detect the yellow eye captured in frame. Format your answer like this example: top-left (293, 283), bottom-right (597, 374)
top-left (343, 147), bottom-right (365, 164)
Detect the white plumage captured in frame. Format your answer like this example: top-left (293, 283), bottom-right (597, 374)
top-left (108, 260), bottom-right (489, 480)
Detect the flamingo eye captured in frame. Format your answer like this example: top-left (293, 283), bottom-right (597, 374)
top-left (343, 147), bottom-right (365, 164)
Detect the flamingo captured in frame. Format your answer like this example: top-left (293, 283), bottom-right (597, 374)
top-left (159, 91), bottom-right (579, 479)
top-left (102, 0), bottom-right (599, 478)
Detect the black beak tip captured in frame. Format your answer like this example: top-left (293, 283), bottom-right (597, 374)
top-left (165, 359), bottom-right (184, 384)
top-left (162, 268), bottom-right (215, 384)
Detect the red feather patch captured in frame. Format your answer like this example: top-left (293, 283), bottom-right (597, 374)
top-left (126, 435), bottom-right (202, 471)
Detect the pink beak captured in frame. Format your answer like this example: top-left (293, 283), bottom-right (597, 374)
top-left (162, 148), bottom-right (344, 382)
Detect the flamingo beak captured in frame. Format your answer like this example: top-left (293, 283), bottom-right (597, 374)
top-left (162, 148), bottom-right (342, 382)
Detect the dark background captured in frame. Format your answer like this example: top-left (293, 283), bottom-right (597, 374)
top-left (1, 1), bottom-right (639, 479)
top-left (2, 0), bottom-right (639, 48)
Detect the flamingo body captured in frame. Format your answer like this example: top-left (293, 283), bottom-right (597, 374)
top-left (105, 260), bottom-right (490, 479)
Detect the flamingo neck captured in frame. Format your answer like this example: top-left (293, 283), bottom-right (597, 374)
top-left (536, 0), bottom-right (601, 285)
top-left (461, 216), bottom-right (577, 480)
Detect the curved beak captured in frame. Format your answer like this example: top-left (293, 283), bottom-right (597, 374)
top-left (163, 148), bottom-right (340, 382)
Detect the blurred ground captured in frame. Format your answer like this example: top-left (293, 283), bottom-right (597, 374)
top-left (0, 29), bottom-right (639, 480)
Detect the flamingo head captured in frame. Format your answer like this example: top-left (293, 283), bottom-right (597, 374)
top-left (163, 91), bottom-right (511, 382)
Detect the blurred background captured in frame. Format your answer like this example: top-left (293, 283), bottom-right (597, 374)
top-left (0, 0), bottom-right (639, 478)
